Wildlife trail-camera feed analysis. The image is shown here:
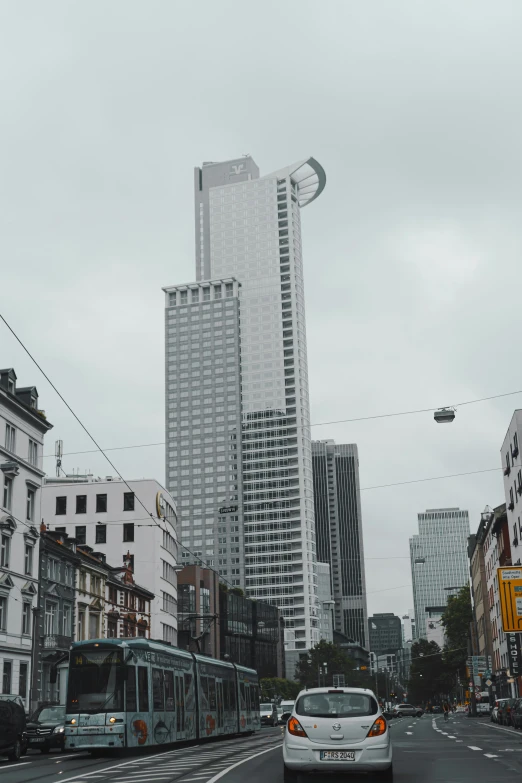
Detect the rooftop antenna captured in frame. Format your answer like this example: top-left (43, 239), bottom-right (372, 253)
top-left (55, 440), bottom-right (63, 478)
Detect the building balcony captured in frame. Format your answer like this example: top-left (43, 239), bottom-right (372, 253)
top-left (43, 634), bottom-right (72, 651)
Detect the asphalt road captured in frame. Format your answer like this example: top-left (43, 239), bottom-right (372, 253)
top-left (3, 716), bottom-right (522, 783)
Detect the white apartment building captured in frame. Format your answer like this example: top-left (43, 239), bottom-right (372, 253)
top-left (41, 477), bottom-right (178, 643)
top-left (0, 368), bottom-right (52, 709)
top-left (500, 410), bottom-right (522, 565)
top-left (190, 155), bottom-right (326, 675)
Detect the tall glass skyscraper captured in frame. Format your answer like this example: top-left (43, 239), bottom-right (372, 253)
top-left (410, 507), bottom-right (470, 640)
top-left (165, 156), bottom-right (326, 673)
top-left (312, 440), bottom-right (368, 648)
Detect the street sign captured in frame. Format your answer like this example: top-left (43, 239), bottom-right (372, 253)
top-left (485, 679), bottom-right (492, 687)
top-left (497, 567), bottom-right (522, 632)
top-left (219, 505), bottom-right (238, 515)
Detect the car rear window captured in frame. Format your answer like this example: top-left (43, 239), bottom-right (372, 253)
top-left (296, 692), bottom-right (378, 718)
top-left (260, 704), bottom-right (273, 711)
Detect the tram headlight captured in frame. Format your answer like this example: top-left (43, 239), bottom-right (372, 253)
top-left (54, 726), bottom-right (65, 734)
top-left (109, 717), bottom-right (117, 724)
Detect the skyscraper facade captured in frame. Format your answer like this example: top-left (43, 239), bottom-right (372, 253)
top-left (311, 440), bottom-right (368, 648)
top-left (410, 507), bottom-right (470, 640)
top-left (165, 156), bottom-right (326, 673)
top-left (163, 278), bottom-right (244, 586)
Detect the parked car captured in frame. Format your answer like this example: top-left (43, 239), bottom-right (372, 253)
top-left (393, 703), bottom-right (423, 718)
top-left (497, 698), bottom-right (516, 726)
top-left (283, 687), bottom-right (393, 780)
top-left (431, 705), bottom-right (442, 714)
top-left (510, 698), bottom-right (522, 730)
top-left (0, 695), bottom-right (27, 761)
top-left (26, 704), bottom-right (66, 753)
top-left (259, 702), bottom-right (279, 727)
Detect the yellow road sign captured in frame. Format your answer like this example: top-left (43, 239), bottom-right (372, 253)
top-left (497, 567), bottom-right (522, 632)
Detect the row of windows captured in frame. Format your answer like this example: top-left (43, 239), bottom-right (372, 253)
top-left (53, 523), bottom-right (135, 546)
top-left (0, 596), bottom-right (32, 635)
top-left (0, 534), bottom-right (34, 574)
top-left (4, 423), bottom-right (39, 467)
top-left (55, 492), bottom-right (135, 515)
top-left (2, 476), bottom-right (37, 522)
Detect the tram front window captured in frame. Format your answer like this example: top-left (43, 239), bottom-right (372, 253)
top-left (67, 649), bottom-right (124, 713)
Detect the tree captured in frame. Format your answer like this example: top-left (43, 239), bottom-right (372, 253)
top-left (260, 678), bottom-right (301, 702)
top-left (441, 585), bottom-right (472, 680)
top-left (407, 639), bottom-right (453, 704)
top-left (294, 640), bottom-right (357, 687)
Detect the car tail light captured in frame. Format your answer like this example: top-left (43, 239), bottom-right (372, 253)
top-left (367, 717), bottom-right (387, 737)
top-left (287, 717), bottom-right (307, 738)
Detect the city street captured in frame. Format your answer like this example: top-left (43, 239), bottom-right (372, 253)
top-left (4, 717), bottom-right (522, 783)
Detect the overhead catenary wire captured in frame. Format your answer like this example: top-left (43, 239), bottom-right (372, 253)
top-left (0, 313), bottom-right (238, 590)
top-left (42, 387), bottom-right (522, 459)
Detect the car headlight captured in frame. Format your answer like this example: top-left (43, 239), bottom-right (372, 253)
top-left (53, 726), bottom-right (65, 734)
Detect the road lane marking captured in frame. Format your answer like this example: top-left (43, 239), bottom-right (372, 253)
top-left (468, 746), bottom-right (482, 751)
top-left (0, 762), bottom-right (31, 768)
top-left (206, 744), bottom-right (282, 783)
top-left (405, 732), bottom-right (413, 735)
top-left (484, 754), bottom-right (498, 758)
top-left (448, 735), bottom-right (456, 738)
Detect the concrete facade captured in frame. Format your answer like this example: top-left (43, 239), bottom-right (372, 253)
top-left (41, 477), bottom-right (178, 643)
top-left (0, 368), bottom-right (52, 711)
top-left (500, 410), bottom-right (522, 566)
top-left (312, 440), bottom-right (368, 648)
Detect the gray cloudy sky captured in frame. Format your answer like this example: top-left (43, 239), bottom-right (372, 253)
top-left (2, 1), bottom-right (522, 619)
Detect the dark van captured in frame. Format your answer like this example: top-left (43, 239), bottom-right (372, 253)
top-left (0, 694), bottom-right (27, 761)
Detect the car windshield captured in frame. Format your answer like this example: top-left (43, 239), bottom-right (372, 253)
top-left (296, 692), bottom-right (378, 718)
top-left (260, 704), bottom-right (273, 712)
top-left (34, 706), bottom-right (66, 722)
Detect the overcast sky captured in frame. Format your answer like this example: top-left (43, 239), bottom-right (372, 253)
top-left (2, 1), bottom-right (522, 620)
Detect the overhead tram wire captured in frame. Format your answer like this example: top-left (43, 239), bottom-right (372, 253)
top-left (42, 387), bottom-right (522, 460)
top-left (0, 313), bottom-right (238, 590)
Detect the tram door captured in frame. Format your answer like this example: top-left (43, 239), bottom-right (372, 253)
top-left (216, 680), bottom-right (224, 734)
top-left (176, 672), bottom-right (185, 739)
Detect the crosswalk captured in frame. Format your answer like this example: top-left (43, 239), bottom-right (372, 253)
top-left (53, 733), bottom-right (282, 783)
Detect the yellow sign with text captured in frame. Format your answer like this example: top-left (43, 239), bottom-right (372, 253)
top-left (497, 567), bottom-right (522, 632)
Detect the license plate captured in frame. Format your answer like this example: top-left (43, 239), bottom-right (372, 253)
top-left (320, 751), bottom-right (355, 761)
top-left (30, 738), bottom-right (45, 743)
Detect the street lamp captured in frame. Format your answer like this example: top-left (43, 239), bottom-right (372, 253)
top-left (434, 408), bottom-right (456, 424)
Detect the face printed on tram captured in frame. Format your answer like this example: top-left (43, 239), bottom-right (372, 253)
top-left (154, 720), bottom-right (171, 744)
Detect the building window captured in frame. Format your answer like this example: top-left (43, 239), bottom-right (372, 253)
top-left (18, 663), bottom-right (28, 699)
top-left (138, 597), bottom-right (145, 613)
top-left (0, 597), bottom-right (6, 631)
top-left (108, 585), bottom-right (118, 604)
top-left (76, 495), bottom-right (87, 514)
top-left (88, 613), bottom-right (100, 640)
top-left (28, 439), bottom-right (38, 466)
top-left (56, 496), bottom-right (67, 515)
top-left (191, 289), bottom-right (199, 303)
top-left (123, 523), bottom-right (134, 542)
top-left (26, 487), bottom-right (35, 521)
top-left (108, 618), bottom-right (117, 638)
top-left (78, 610), bottom-right (85, 640)
top-left (123, 492), bottom-right (135, 511)
top-left (2, 661), bottom-right (12, 694)
top-left (225, 283), bottom-right (233, 297)
top-left (96, 524), bottom-right (107, 544)
top-left (22, 602), bottom-right (31, 635)
top-left (0, 534), bottom-right (10, 568)
top-left (75, 526), bottom-right (86, 545)
top-left (45, 601), bottom-right (58, 635)
top-left (63, 604), bottom-right (72, 636)
top-left (96, 494), bottom-right (107, 513)
top-left (24, 544), bottom-right (33, 575)
top-left (2, 477), bottom-right (13, 511)
top-left (5, 423), bottom-right (16, 453)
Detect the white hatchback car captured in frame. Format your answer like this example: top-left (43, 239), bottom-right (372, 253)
top-left (283, 687), bottom-right (393, 780)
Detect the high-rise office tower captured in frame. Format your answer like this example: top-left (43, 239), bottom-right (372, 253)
top-left (163, 278), bottom-right (244, 585)
top-left (410, 507), bottom-right (470, 640)
top-left (312, 440), bottom-right (368, 648)
top-left (165, 156), bottom-right (326, 674)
